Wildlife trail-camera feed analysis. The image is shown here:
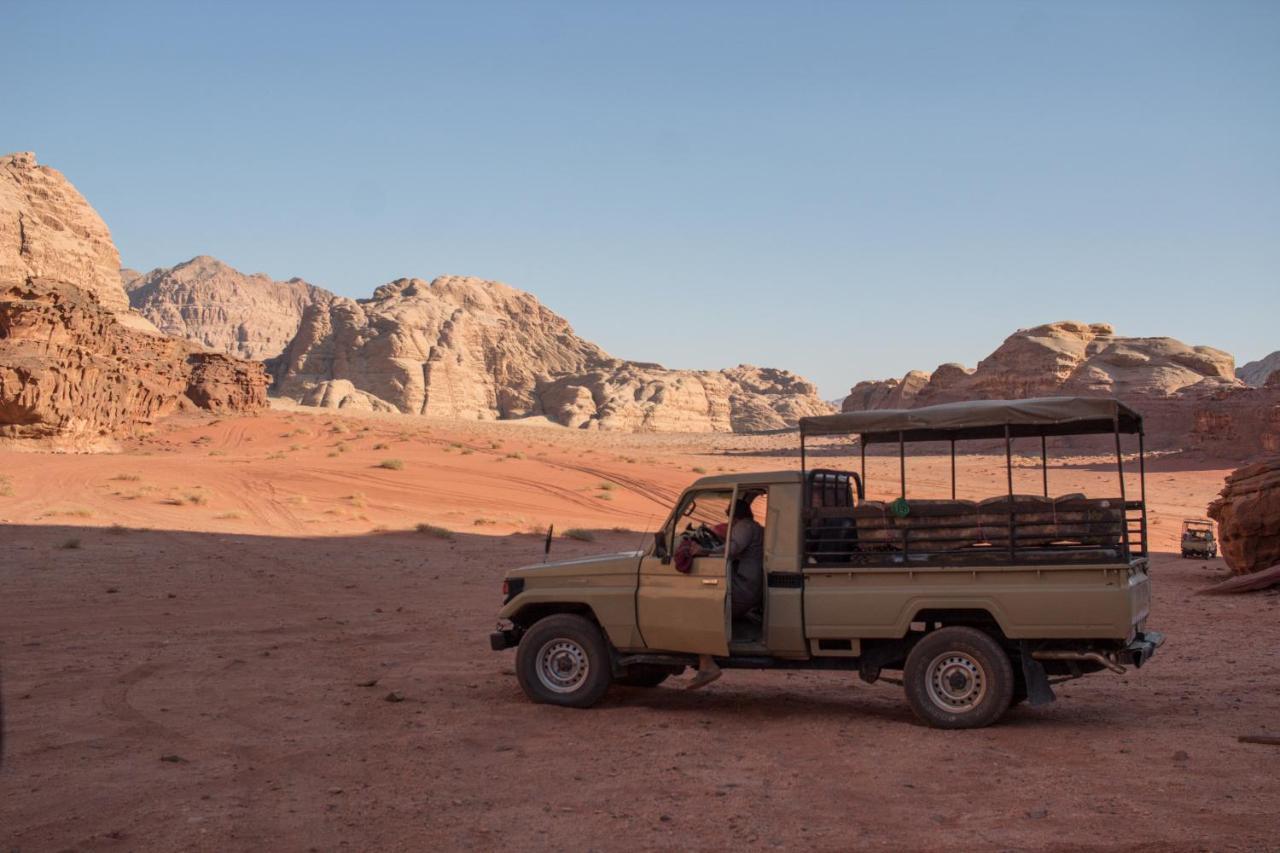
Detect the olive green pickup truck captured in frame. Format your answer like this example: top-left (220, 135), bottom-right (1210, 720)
top-left (490, 397), bottom-right (1164, 729)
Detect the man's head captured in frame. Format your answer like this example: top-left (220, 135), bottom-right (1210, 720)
top-left (730, 498), bottom-right (755, 521)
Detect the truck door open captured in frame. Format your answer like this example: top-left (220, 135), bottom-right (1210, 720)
top-left (636, 489), bottom-right (731, 655)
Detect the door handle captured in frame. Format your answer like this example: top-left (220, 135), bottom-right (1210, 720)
top-left (701, 578), bottom-right (719, 585)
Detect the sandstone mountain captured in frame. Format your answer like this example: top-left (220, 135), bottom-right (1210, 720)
top-left (1238, 351), bottom-right (1280, 388)
top-left (0, 152), bottom-right (268, 445)
top-left (841, 321), bottom-right (1278, 457)
top-left (269, 275), bottom-right (831, 432)
top-left (124, 256), bottom-right (334, 361)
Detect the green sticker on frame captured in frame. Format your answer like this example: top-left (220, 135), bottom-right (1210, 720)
top-left (890, 497), bottom-right (910, 518)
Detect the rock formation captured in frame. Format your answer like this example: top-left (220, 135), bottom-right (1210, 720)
top-left (0, 279), bottom-right (267, 444)
top-left (843, 322), bottom-right (1239, 413)
top-left (125, 256), bottom-right (334, 361)
top-left (840, 321), bottom-right (1280, 456)
top-left (1238, 351), bottom-right (1280, 388)
top-left (1205, 458), bottom-right (1280, 592)
top-left (1, 152), bottom-right (129, 313)
top-left (269, 275), bottom-right (831, 431)
top-left (0, 152), bottom-right (268, 445)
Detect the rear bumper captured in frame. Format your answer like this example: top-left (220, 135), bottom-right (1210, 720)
top-left (1118, 630), bottom-right (1164, 668)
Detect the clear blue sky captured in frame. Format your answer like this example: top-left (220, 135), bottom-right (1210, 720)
top-left (6, 1), bottom-right (1278, 397)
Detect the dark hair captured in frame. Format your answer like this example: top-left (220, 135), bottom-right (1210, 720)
top-left (732, 499), bottom-right (754, 520)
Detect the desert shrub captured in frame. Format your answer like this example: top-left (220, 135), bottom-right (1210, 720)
top-left (372, 442), bottom-right (390, 450)
top-left (563, 528), bottom-right (595, 542)
top-left (598, 482), bottom-right (615, 491)
top-left (0, 475), bottom-right (12, 497)
top-left (377, 459), bottom-right (404, 470)
top-left (596, 492), bottom-right (613, 501)
top-left (415, 523), bottom-right (454, 540)
top-left (691, 466), bottom-right (708, 474)
top-left (215, 512), bottom-right (243, 520)
top-left (111, 474), bottom-right (142, 482)
top-left (107, 524), bottom-right (129, 535)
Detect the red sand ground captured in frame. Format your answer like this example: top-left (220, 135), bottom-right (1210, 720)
top-left (1, 408), bottom-right (1277, 851)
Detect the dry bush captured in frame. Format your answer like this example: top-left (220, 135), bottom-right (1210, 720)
top-left (377, 459), bottom-right (404, 471)
top-left (563, 528), bottom-right (595, 542)
top-left (415, 523), bottom-right (454, 540)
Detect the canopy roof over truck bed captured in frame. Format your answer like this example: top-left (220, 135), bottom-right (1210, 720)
top-left (800, 397), bottom-right (1143, 444)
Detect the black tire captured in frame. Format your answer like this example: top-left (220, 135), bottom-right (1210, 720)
top-left (515, 614), bottom-right (612, 708)
top-left (903, 626), bottom-right (1015, 729)
top-left (615, 664), bottom-right (680, 688)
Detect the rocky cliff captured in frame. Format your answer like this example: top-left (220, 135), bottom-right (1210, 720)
top-left (269, 275), bottom-right (830, 431)
top-left (1238, 351), bottom-right (1280, 388)
top-left (0, 152), bottom-right (268, 445)
top-left (124, 256), bottom-right (334, 361)
top-left (841, 321), bottom-right (1278, 456)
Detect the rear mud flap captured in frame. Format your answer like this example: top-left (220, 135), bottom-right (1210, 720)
top-left (1019, 643), bottom-right (1056, 706)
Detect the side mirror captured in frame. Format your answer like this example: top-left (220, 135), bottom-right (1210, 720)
top-left (653, 530), bottom-right (669, 561)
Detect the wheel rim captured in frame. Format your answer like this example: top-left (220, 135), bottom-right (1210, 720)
top-left (925, 651), bottom-right (987, 713)
top-left (535, 638), bottom-right (590, 694)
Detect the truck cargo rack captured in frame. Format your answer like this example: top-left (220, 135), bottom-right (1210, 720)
top-left (798, 397), bottom-right (1148, 567)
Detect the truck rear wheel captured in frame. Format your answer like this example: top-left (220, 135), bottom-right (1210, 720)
top-left (904, 627), bottom-right (1014, 729)
top-left (516, 614), bottom-right (612, 708)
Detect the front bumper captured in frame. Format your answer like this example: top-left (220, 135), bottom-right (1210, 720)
top-left (489, 624), bottom-right (522, 651)
top-left (1118, 630), bottom-right (1164, 668)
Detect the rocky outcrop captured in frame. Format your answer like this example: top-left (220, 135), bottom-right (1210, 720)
top-left (843, 321), bottom-right (1239, 414)
top-left (0, 152), bottom-right (269, 445)
top-left (839, 321), bottom-right (1280, 456)
top-left (1, 152), bottom-right (154, 330)
top-left (270, 275), bottom-right (831, 432)
top-left (1238, 351), bottom-right (1280, 388)
top-left (1205, 459), bottom-right (1280, 592)
top-left (0, 279), bottom-right (268, 443)
top-left (124, 256), bottom-right (334, 361)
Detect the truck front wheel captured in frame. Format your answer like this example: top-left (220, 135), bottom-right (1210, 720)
top-left (516, 614), bottom-right (612, 708)
top-left (904, 627), bottom-right (1014, 729)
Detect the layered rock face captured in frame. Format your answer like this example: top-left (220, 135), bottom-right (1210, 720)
top-left (1238, 351), bottom-right (1280, 388)
top-left (0, 152), bottom-right (268, 444)
top-left (0, 279), bottom-right (268, 442)
top-left (125, 256), bottom-right (334, 361)
top-left (1206, 459), bottom-right (1280, 592)
top-left (270, 275), bottom-right (830, 431)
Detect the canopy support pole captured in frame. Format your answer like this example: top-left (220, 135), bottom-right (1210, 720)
top-left (1041, 434), bottom-right (1048, 497)
top-left (1138, 431), bottom-right (1148, 557)
top-left (1005, 425), bottom-right (1015, 561)
top-left (950, 438), bottom-right (956, 500)
top-left (898, 431), bottom-right (906, 498)
top-left (860, 436), bottom-right (866, 496)
top-left (800, 431), bottom-right (806, 477)
top-left (1115, 418), bottom-right (1131, 557)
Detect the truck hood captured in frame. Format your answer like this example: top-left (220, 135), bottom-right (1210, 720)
top-left (507, 550), bottom-right (642, 579)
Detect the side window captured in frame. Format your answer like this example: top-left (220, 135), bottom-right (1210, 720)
top-left (671, 490), bottom-right (733, 539)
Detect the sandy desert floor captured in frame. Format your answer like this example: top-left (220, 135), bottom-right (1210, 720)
top-left (1, 406), bottom-right (1277, 851)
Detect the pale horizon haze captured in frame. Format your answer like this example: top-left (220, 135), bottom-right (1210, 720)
top-left (5, 1), bottom-right (1278, 398)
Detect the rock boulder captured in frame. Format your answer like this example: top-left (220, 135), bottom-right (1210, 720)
top-left (1205, 458), bottom-right (1280, 592)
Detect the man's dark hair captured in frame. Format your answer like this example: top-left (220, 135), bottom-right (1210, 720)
top-left (732, 499), bottom-right (755, 520)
